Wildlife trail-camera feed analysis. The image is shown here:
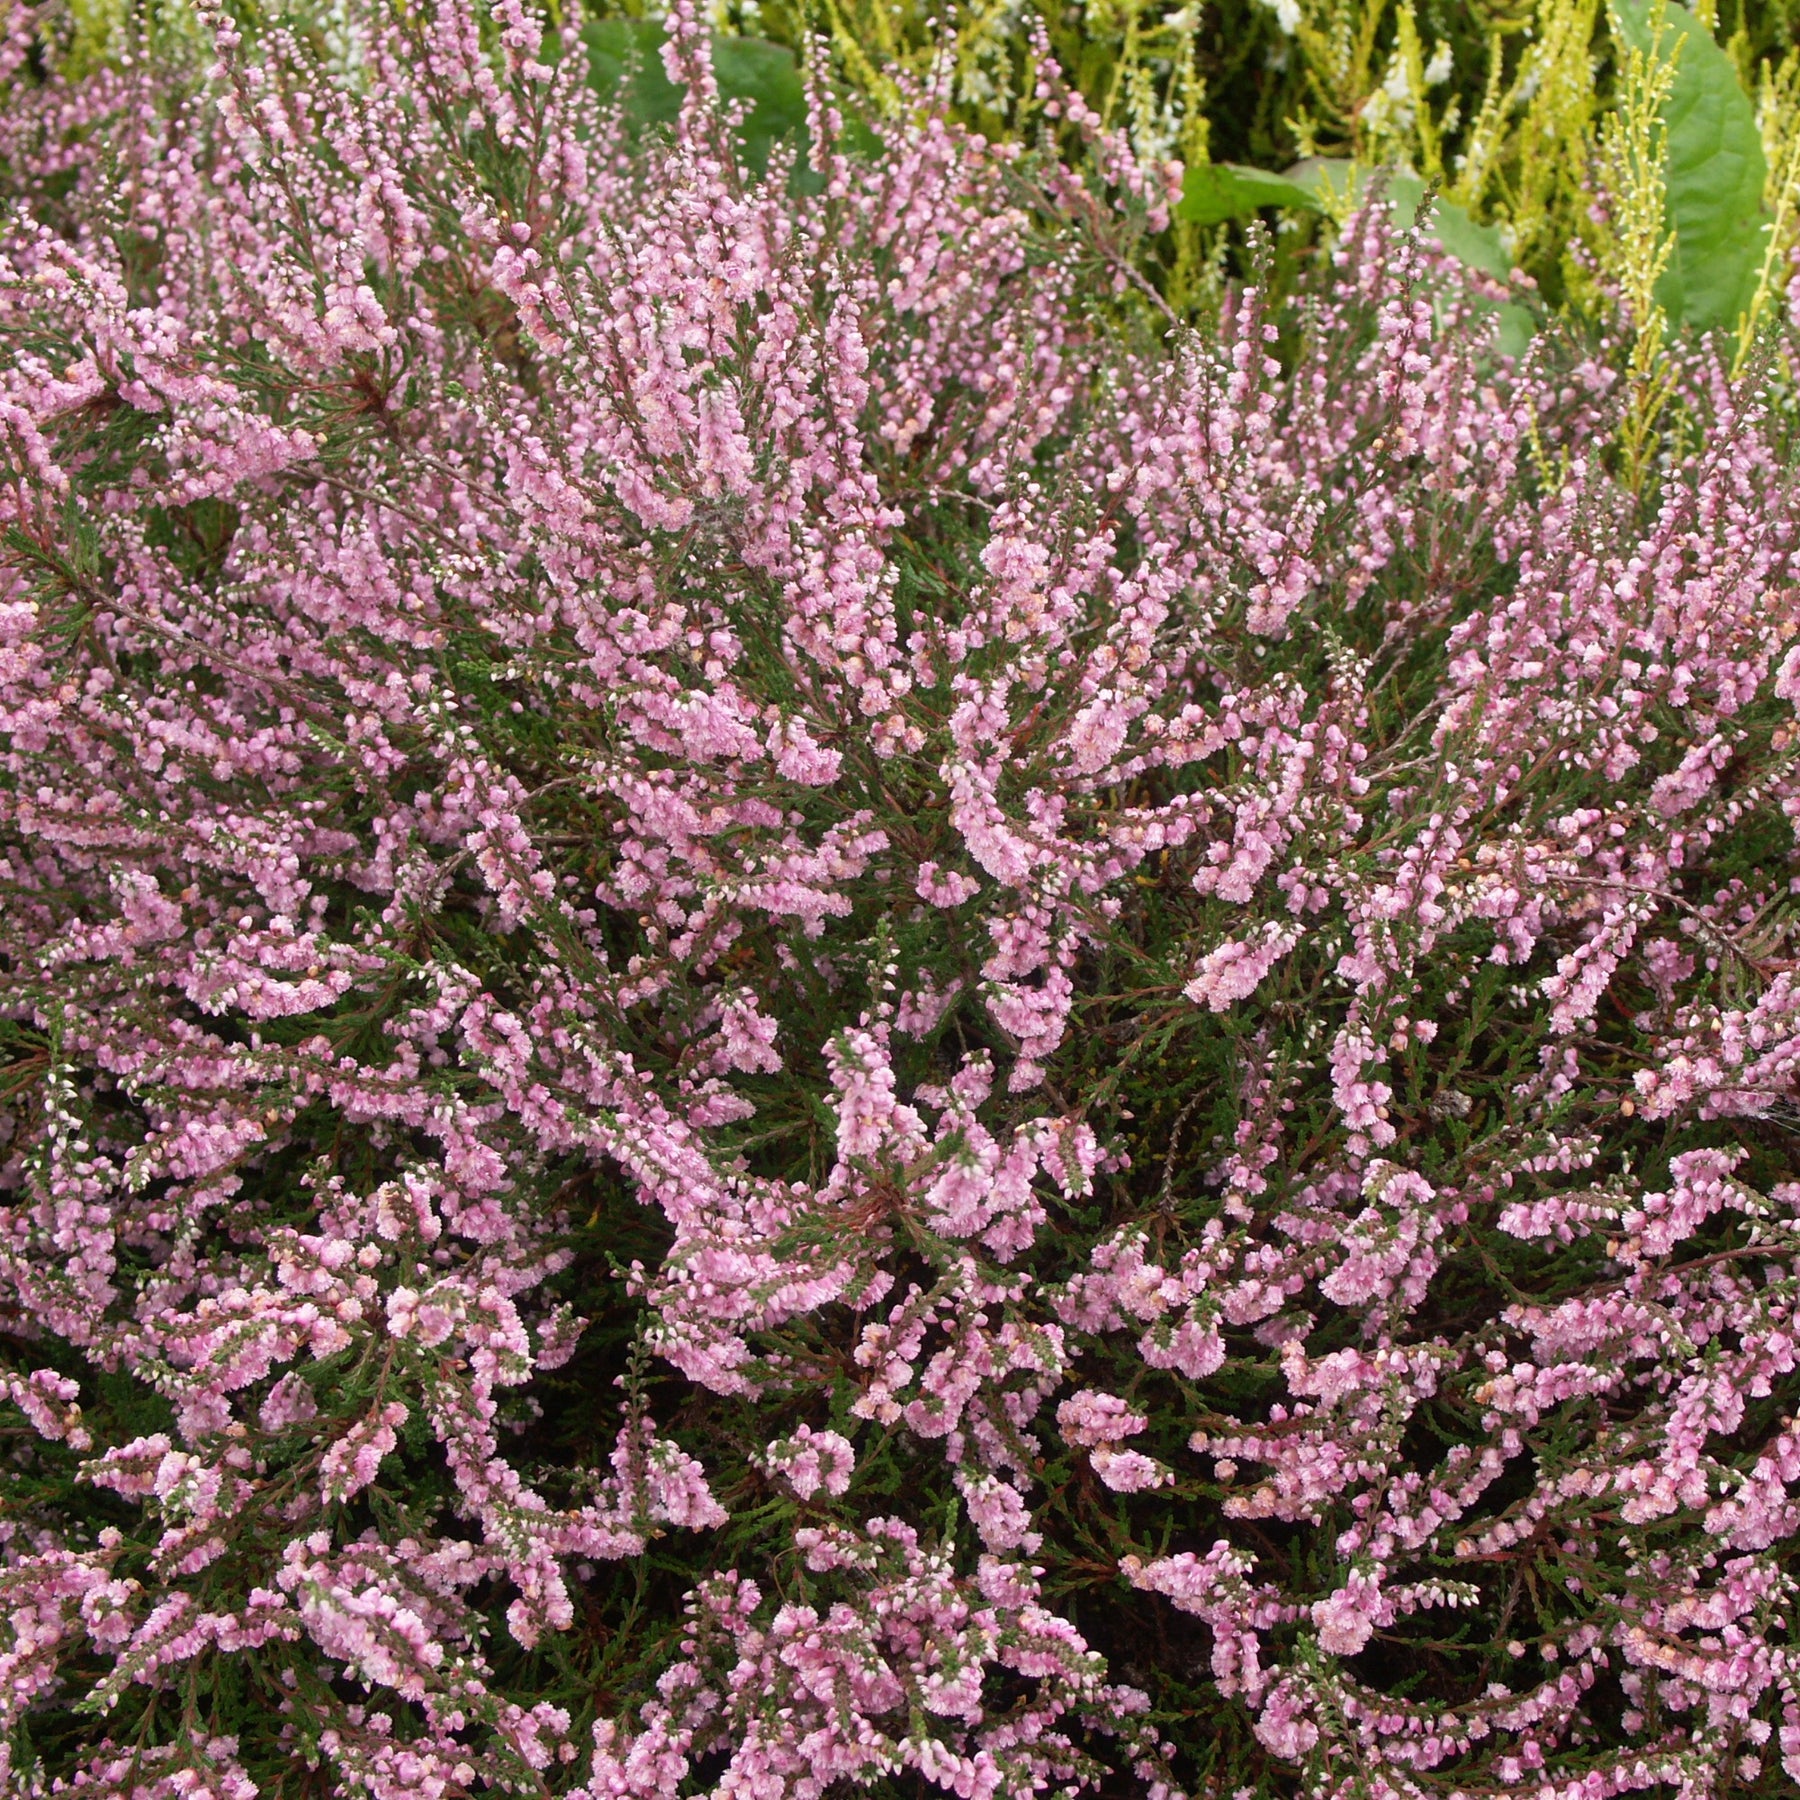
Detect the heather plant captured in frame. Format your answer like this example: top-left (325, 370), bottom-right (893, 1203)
top-left (6, 2), bottom-right (1800, 1797)
top-left (37, 0), bottom-right (1800, 336)
top-left (573, 0), bottom-right (1800, 338)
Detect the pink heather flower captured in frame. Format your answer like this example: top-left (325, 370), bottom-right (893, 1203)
top-left (757, 1424), bottom-right (856, 1500)
top-left (256, 1372), bottom-right (319, 1433)
top-left (1184, 922), bottom-right (1302, 1011)
top-left (319, 1403), bottom-right (409, 1503)
top-left (1, 1368), bottom-right (90, 1450)
top-left (1056, 1387), bottom-right (1148, 1448)
top-left (1089, 1447), bottom-right (1173, 1492)
top-left (954, 1469), bottom-right (1043, 1553)
top-left (1310, 1567), bottom-right (1386, 1656)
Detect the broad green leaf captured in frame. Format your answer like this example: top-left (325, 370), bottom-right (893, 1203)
top-left (711, 36), bottom-right (808, 177)
top-left (1176, 162), bottom-right (1323, 226)
top-left (1286, 157), bottom-right (1363, 214)
top-left (1288, 161), bottom-right (1513, 278)
top-left (1286, 161), bottom-right (1534, 352)
top-left (582, 19), bottom-right (681, 129)
top-left (1612, 0), bottom-right (1769, 332)
top-left (1494, 302), bottom-right (1537, 360)
top-left (1385, 174), bottom-right (1513, 281)
top-left (582, 22), bottom-right (813, 179)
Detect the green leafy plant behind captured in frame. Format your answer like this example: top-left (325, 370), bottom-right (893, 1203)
top-left (694, 0), bottom-right (1800, 351)
top-left (1176, 160), bottom-right (1323, 225)
top-left (31, 0), bottom-right (1800, 348)
top-left (1614, 0), bottom-right (1770, 330)
top-left (582, 16), bottom-right (812, 177)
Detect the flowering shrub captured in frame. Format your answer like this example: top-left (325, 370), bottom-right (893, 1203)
top-left (5, 3), bottom-right (1800, 1796)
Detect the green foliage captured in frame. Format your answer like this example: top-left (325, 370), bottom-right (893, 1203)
top-left (1284, 158), bottom-right (1538, 348)
top-left (1615, 0), bottom-right (1770, 330)
top-left (582, 17), bottom-right (815, 178)
top-left (686, 0), bottom-right (1800, 351)
top-left (27, 0), bottom-right (1800, 350)
top-left (1386, 171), bottom-right (1512, 275)
top-left (1288, 156), bottom-right (1513, 274)
top-left (1175, 160), bottom-right (1322, 225)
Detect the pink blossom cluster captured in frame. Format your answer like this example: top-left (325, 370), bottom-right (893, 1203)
top-left (2, 0), bottom-right (1800, 1795)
